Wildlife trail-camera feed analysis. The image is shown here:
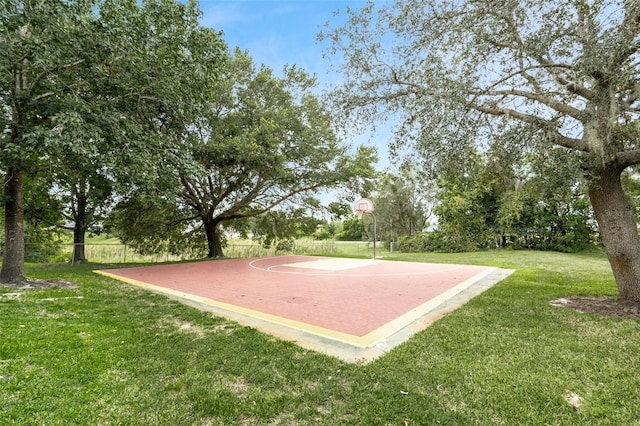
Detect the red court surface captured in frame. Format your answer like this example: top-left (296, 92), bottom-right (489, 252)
top-left (97, 256), bottom-right (513, 363)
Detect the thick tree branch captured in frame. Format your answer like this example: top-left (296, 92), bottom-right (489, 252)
top-left (549, 72), bottom-right (597, 100)
top-left (484, 64), bottom-right (557, 93)
top-left (474, 88), bottom-right (584, 120)
top-left (221, 176), bottom-right (268, 217)
top-left (214, 170), bottom-right (249, 206)
top-left (471, 103), bottom-right (589, 152)
top-left (31, 92), bottom-right (55, 101)
top-left (617, 148), bottom-right (640, 169)
top-left (219, 181), bottom-right (332, 222)
top-left (528, 55), bottom-right (598, 100)
top-left (179, 175), bottom-right (206, 215)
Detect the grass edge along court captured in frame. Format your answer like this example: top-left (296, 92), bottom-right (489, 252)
top-left (2, 250), bottom-right (640, 424)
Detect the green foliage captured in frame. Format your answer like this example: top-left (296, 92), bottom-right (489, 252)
top-left (397, 232), bottom-right (446, 252)
top-left (247, 209), bottom-right (323, 250)
top-left (0, 213), bottom-right (66, 264)
top-left (337, 216), bottom-right (366, 241)
top-left (313, 222), bottom-right (337, 240)
top-left (1, 174), bottom-right (67, 263)
top-left (433, 153), bottom-right (507, 250)
top-left (23, 225), bottom-right (65, 263)
top-left (372, 166), bottom-right (432, 244)
top-left (327, 202), bottom-right (352, 220)
top-left (428, 150), bottom-right (596, 253)
top-left (2, 192), bottom-right (68, 263)
top-left (104, 194), bottom-right (207, 259)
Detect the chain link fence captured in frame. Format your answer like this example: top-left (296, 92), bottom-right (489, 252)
top-left (39, 240), bottom-right (386, 264)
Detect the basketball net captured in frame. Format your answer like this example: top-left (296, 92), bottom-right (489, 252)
top-left (354, 198), bottom-right (374, 219)
top-left (355, 207), bottom-right (373, 220)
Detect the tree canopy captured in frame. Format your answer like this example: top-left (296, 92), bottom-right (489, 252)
top-left (0, 0), bottom-right (225, 279)
top-left (109, 49), bottom-right (377, 258)
top-left (322, 0), bottom-right (640, 302)
top-left (322, 0), bottom-right (639, 159)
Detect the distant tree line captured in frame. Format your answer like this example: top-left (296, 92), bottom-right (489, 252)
top-left (398, 147), bottom-right (600, 253)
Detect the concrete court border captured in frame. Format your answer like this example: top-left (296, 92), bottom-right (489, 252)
top-left (97, 258), bottom-right (514, 364)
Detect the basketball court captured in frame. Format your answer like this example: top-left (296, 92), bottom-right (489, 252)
top-left (97, 256), bottom-right (513, 363)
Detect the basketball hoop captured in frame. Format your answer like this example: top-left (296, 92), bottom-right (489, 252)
top-left (354, 198), bottom-right (377, 259)
top-left (354, 198), bottom-right (374, 215)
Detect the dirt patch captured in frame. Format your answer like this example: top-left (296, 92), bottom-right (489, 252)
top-left (0, 278), bottom-right (77, 291)
top-left (173, 319), bottom-right (206, 338)
top-left (551, 296), bottom-right (640, 319)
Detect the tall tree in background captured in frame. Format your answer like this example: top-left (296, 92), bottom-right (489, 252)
top-left (434, 153), bottom-right (503, 250)
top-left (373, 167), bottom-right (432, 243)
top-left (323, 0), bottom-right (640, 302)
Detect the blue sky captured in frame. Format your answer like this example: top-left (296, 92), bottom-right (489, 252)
top-left (196, 1), bottom-right (393, 169)
top-left (198, 0), bottom-right (363, 82)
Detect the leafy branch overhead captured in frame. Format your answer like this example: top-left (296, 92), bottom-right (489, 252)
top-left (322, 0), bottom-right (640, 302)
top-left (322, 0), bottom-right (639, 165)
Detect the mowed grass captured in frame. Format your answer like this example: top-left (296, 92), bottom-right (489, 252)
top-left (1, 250), bottom-right (639, 424)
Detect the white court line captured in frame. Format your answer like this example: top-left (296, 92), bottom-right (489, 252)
top-left (281, 258), bottom-right (380, 271)
top-left (249, 256), bottom-right (464, 277)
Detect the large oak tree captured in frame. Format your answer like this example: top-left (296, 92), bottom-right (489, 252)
top-left (322, 0), bottom-right (640, 302)
top-left (110, 50), bottom-right (377, 258)
top-left (182, 51), bottom-right (376, 258)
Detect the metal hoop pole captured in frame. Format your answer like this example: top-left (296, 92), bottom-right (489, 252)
top-left (372, 212), bottom-right (376, 259)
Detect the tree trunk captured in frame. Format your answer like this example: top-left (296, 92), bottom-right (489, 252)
top-left (71, 190), bottom-right (88, 264)
top-left (1, 167), bottom-right (25, 283)
top-left (2, 61), bottom-right (28, 283)
top-left (204, 219), bottom-right (224, 258)
top-left (72, 226), bottom-right (88, 264)
top-left (588, 164), bottom-right (640, 303)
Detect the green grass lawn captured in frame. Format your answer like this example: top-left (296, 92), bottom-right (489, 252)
top-left (1, 250), bottom-right (639, 424)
